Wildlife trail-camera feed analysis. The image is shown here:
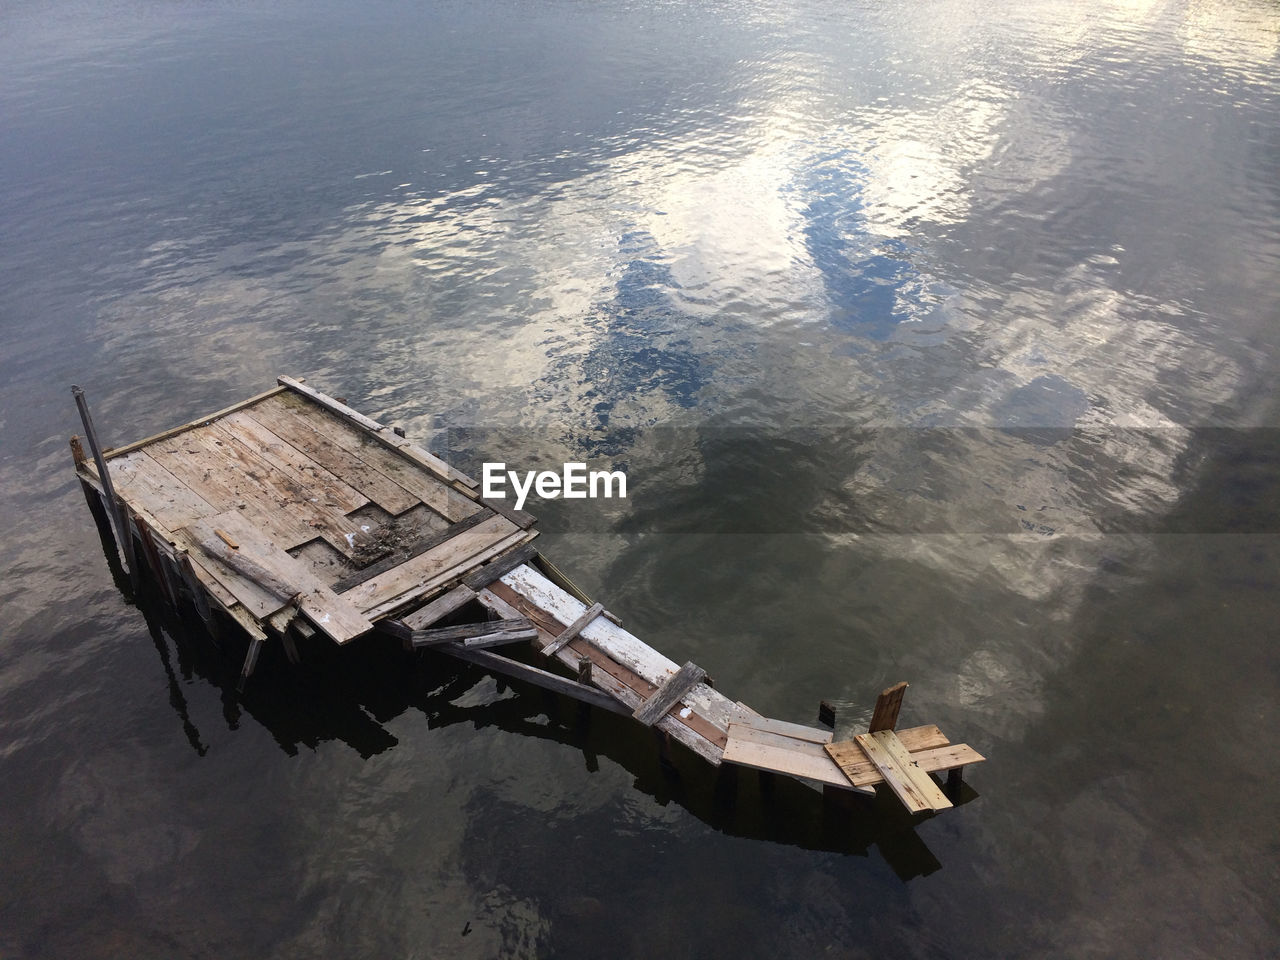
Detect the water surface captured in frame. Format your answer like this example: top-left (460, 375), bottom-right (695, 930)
top-left (2, 1), bottom-right (1278, 956)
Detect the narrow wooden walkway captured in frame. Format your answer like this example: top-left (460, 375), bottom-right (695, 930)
top-left (70, 376), bottom-right (983, 811)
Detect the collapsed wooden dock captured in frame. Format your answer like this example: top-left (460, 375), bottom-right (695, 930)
top-left (70, 376), bottom-right (983, 814)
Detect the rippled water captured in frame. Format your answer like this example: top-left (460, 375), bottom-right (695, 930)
top-left (2, 0), bottom-right (1278, 956)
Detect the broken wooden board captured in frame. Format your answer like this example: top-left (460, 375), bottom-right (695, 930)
top-left (181, 511), bottom-right (374, 644)
top-left (541, 602), bottom-right (604, 657)
top-left (633, 662), bottom-right (707, 726)
top-left (869, 681), bottom-right (908, 733)
top-left (849, 730), bottom-right (952, 813)
top-left (241, 398), bottom-right (421, 515)
top-left (401, 584), bottom-right (478, 630)
top-left (411, 617), bottom-right (536, 647)
top-left (255, 391), bottom-right (480, 522)
top-left (338, 512), bottom-right (528, 617)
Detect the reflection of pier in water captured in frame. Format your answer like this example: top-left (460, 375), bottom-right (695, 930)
top-left (71, 376), bottom-right (982, 868)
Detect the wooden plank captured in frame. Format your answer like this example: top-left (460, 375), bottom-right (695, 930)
top-left (735, 716), bottom-right (833, 744)
top-left (277, 376), bottom-right (479, 489)
top-left (850, 730), bottom-right (952, 813)
top-left (179, 531), bottom-right (293, 620)
top-left (146, 430), bottom-right (338, 553)
top-left (329, 510), bottom-right (492, 593)
top-left (436, 645), bottom-right (629, 715)
top-left (825, 742), bottom-right (985, 788)
top-left (461, 542), bottom-right (541, 590)
top-left (254, 392), bottom-right (480, 522)
top-left (178, 426), bottom-right (369, 558)
top-left (459, 628), bottom-right (539, 649)
top-left (541, 602), bottom-right (604, 657)
top-left (869, 681), bottom-right (908, 733)
top-left (476, 584), bottom-right (727, 766)
top-left (722, 734), bottom-right (875, 794)
top-left (633, 661), bottom-right (707, 727)
top-left (338, 513), bottom-right (521, 615)
top-left (277, 375), bottom-right (385, 431)
top-left (411, 617), bottom-right (535, 647)
top-left (184, 511), bottom-right (374, 644)
top-left (210, 412), bottom-right (368, 513)
top-left (93, 451), bottom-right (219, 533)
top-left (824, 725), bottom-right (950, 767)
top-left (401, 585), bottom-right (478, 630)
top-left (485, 572), bottom-right (742, 742)
top-left (102, 384), bottom-right (289, 460)
top-left (241, 399), bottom-right (420, 515)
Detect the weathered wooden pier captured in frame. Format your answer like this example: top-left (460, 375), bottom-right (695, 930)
top-left (70, 376), bottom-right (983, 815)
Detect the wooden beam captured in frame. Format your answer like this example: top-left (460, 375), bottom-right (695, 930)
top-left (401, 585), bottom-right (478, 630)
top-left (459, 628), bottom-right (539, 650)
top-left (633, 662), bottom-right (707, 727)
top-left (869, 681), bottom-right (908, 733)
top-left (436, 645), bottom-right (629, 715)
top-left (411, 617), bottom-right (535, 647)
top-left (541, 602), bottom-right (604, 657)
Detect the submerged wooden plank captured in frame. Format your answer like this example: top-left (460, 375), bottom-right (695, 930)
top-left (210, 412), bottom-right (368, 514)
top-left (438, 645), bottom-right (629, 715)
top-left (850, 730), bottom-right (952, 813)
top-left (184, 511), bottom-right (374, 644)
top-left (633, 662), bottom-right (707, 727)
top-left (254, 392), bottom-right (480, 522)
top-left (241, 399), bottom-right (420, 515)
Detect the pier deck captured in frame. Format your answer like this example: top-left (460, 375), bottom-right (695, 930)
top-left (71, 376), bottom-right (983, 810)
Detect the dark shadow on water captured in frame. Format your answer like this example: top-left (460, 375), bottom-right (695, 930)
top-left (130, 580), bottom-right (966, 881)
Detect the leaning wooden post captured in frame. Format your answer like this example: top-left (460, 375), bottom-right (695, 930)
top-left (71, 385), bottom-right (140, 590)
top-left (868, 681), bottom-right (908, 732)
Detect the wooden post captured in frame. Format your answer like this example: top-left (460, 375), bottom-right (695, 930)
top-left (869, 681), bottom-right (908, 732)
top-left (818, 699), bottom-right (837, 727)
top-left (71, 386), bottom-right (139, 590)
top-left (947, 766), bottom-right (964, 799)
top-left (576, 654), bottom-right (592, 684)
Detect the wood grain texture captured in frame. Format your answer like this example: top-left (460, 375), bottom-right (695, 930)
top-left (241, 398), bottom-right (420, 515)
top-left (633, 662), bottom-right (707, 727)
top-left (869, 681), bottom-right (908, 733)
top-left (721, 730), bottom-right (875, 794)
top-left (850, 730), bottom-right (952, 813)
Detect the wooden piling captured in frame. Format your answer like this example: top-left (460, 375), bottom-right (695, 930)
top-left (869, 681), bottom-right (908, 733)
top-left (71, 386), bottom-right (139, 589)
